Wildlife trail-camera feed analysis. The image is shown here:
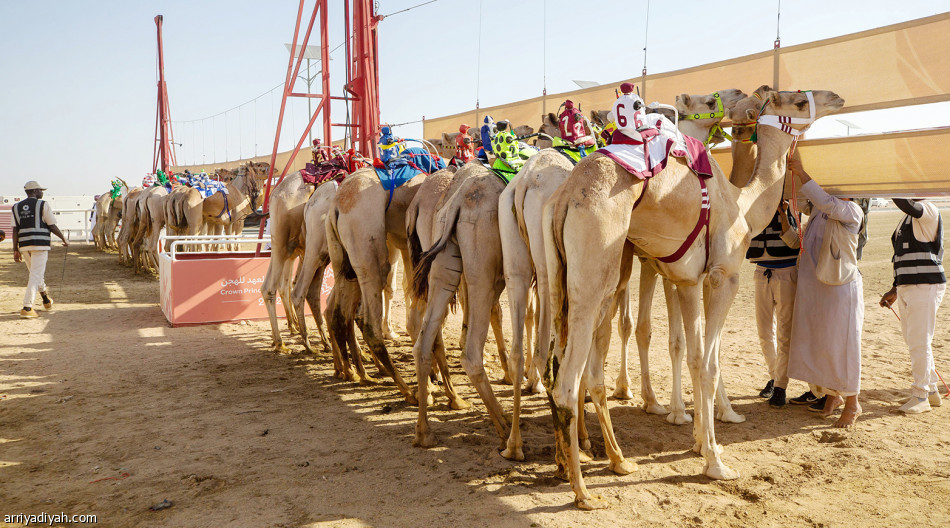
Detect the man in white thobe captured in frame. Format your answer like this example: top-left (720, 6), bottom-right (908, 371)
top-left (787, 158), bottom-right (865, 428)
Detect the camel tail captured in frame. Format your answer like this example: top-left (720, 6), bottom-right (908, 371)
top-left (406, 198), bottom-right (424, 280)
top-left (542, 191), bottom-right (570, 344)
top-left (326, 204), bottom-right (358, 282)
top-left (513, 180), bottom-right (532, 254)
top-left (411, 189), bottom-right (463, 303)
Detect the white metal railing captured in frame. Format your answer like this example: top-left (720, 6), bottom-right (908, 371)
top-left (160, 234), bottom-right (271, 260)
top-left (53, 207), bottom-right (96, 241)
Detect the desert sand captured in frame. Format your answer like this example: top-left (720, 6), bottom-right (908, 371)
top-left (1, 209), bottom-right (949, 528)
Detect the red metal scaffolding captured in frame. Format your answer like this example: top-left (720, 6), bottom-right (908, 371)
top-left (152, 15), bottom-right (177, 174)
top-left (258, 0), bottom-right (381, 225)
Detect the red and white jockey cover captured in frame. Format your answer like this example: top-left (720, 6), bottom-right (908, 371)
top-left (597, 113), bottom-right (712, 180)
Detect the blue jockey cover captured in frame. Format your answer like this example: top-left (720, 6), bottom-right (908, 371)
top-left (374, 143), bottom-right (445, 193)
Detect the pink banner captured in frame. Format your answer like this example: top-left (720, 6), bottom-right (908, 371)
top-left (159, 252), bottom-right (332, 326)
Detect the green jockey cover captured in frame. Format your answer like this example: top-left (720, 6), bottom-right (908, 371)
top-left (491, 129), bottom-right (538, 173)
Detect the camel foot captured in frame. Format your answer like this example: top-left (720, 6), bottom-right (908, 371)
top-left (578, 450), bottom-right (593, 463)
top-left (271, 342), bottom-right (292, 354)
top-left (413, 430), bottom-right (437, 448)
top-left (610, 458), bottom-right (638, 475)
top-left (575, 495), bottom-right (608, 511)
top-left (705, 463), bottom-right (740, 481)
top-left (500, 445), bottom-right (525, 462)
top-left (643, 402), bottom-right (670, 415)
top-left (717, 408), bottom-right (746, 423)
top-left (300, 338), bottom-right (314, 353)
top-left (554, 465), bottom-right (569, 481)
top-left (667, 411), bottom-right (692, 425)
top-left (500, 373), bottom-right (514, 386)
top-left (449, 396), bottom-right (471, 410)
top-left (405, 393), bottom-right (419, 406)
top-left (527, 378), bottom-right (545, 395)
top-left (383, 329), bottom-right (399, 341)
top-left (580, 438), bottom-right (592, 452)
top-left (613, 386), bottom-right (634, 400)
top-left (358, 376), bottom-right (380, 385)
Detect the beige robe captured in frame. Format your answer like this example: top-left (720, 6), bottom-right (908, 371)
top-left (788, 180), bottom-right (864, 394)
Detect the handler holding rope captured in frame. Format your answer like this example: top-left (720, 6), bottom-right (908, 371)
top-left (12, 181), bottom-right (68, 318)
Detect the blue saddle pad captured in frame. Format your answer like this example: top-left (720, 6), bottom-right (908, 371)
top-left (375, 147), bottom-right (445, 191)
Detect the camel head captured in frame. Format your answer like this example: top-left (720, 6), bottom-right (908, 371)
top-left (242, 164), bottom-right (263, 210)
top-left (676, 89), bottom-right (746, 145)
top-left (589, 110), bottom-right (611, 128)
top-left (728, 85), bottom-right (845, 130)
top-left (535, 113), bottom-right (559, 149)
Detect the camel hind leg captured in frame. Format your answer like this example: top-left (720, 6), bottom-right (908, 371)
top-left (612, 283), bottom-right (635, 400)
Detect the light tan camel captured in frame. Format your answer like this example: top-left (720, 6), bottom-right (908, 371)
top-left (116, 187), bottom-right (145, 267)
top-left (103, 181), bottom-right (129, 250)
top-left (261, 171), bottom-right (315, 352)
top-left (324, 167), bottom-right (426, 404)
top-left (163, 185), bottom-right (206, 248)
top-left (93, 193), bottom-right (112, 250)
top-left (406, 165), bottom-right (514, 381)
top-left (409, 162), bottom-right (512, 447)
top-left (626, 89), bottom-right (749, 426)
top-left (202, 166), bottom-right (263, 251)
top-left (131, 185), bottom-right (169, 274)
top-left (288, 180), bottom-right (339, 354)
top-left (542, 88), bottom-right (844, 509)
top-left (496, 90), bottom-right (747, 461)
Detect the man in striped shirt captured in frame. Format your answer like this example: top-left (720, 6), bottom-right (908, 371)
top-left (879, 198), bottom-right (945, 414)
top-left (12, 181), bottom-right (69, 318)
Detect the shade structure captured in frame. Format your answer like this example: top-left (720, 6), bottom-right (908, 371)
top-left (712, 127), bottom-right (950, 198)
top-left (422, 13), bottom-right (950, 195)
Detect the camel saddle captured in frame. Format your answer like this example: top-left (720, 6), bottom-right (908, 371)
top-left (597, 113), bottom-right (714, 267)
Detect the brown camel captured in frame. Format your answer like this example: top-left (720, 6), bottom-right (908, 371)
top-left (324, 167), bottom-right (425, 404)
top-left (409, 162), bottom-right (515, 448)
top-left (542, 88), bottom-right (844, 509)
top-left (116, 187), bottom-right (145, 267)
top-left (202, 165), bottom-right (264, 251)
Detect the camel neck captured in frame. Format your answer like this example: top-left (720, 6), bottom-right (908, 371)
top-left (737, 126), bottom-right (794, 236)
top-left (729, 141), bottom-right (757, 188)
top-left (678, 120), bottom-right (714, 145)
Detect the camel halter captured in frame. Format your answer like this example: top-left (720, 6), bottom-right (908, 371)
top-left (680, 92), bottom-right (730, 146)
top-left (750, 90), bottom-right (816, 143)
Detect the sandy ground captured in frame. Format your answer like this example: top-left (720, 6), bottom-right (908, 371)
top-left (1, 209), bottom-right (950, 528)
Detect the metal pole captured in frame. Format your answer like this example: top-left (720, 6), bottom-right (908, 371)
top-left (307, 58), bottom-right (313, 144)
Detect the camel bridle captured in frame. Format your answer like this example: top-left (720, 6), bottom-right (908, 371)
top-left (680, 91), bottom-right (731, 146)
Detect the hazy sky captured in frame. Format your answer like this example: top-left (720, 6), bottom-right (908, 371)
top-left (1, 0), bottom-right (948, 197)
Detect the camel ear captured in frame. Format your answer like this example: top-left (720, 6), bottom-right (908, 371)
top-left (678, 94), bottom-right (690, 106)
top-left (745, 108), bottom-right (757, 121)
top-left (768, 91), bottom-right (782, 106)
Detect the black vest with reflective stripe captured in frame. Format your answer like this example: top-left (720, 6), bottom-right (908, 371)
top-left (892, 213), bottom-right (945, 285)
top-left (13, 198), bottom-right (51, 249)
top-left (745, 210), bottom-right (798, 261)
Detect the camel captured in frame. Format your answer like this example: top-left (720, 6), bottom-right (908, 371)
top-left (409, 161), bottom-right (513, 447)
top-left (163, 185), bottom-right (206, 249)
top-left (131, 185), bottom-right (169, 274)
top-left (261, 171), bottom-right (315, 352)
top-left (496, 89), bottom-right (747, 462)
top-left (116, 187), bottom-right (144, 266)
top-left (542, 88), bottom-right (844, 509)
top-left (324, 167), bottom-right (427, 403)
top-left (288, 179), bottom-right (339, 354)
top-left (103, 181), bottom-right (129, 250)
top-left (93, 193), bottom-right (112, 250)
top-left (625, 89), bottom-right (750, 426)
top-left (202, 166), bottom-right (264, 251)
top-left (261, 168), bottom-right (406, 356)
